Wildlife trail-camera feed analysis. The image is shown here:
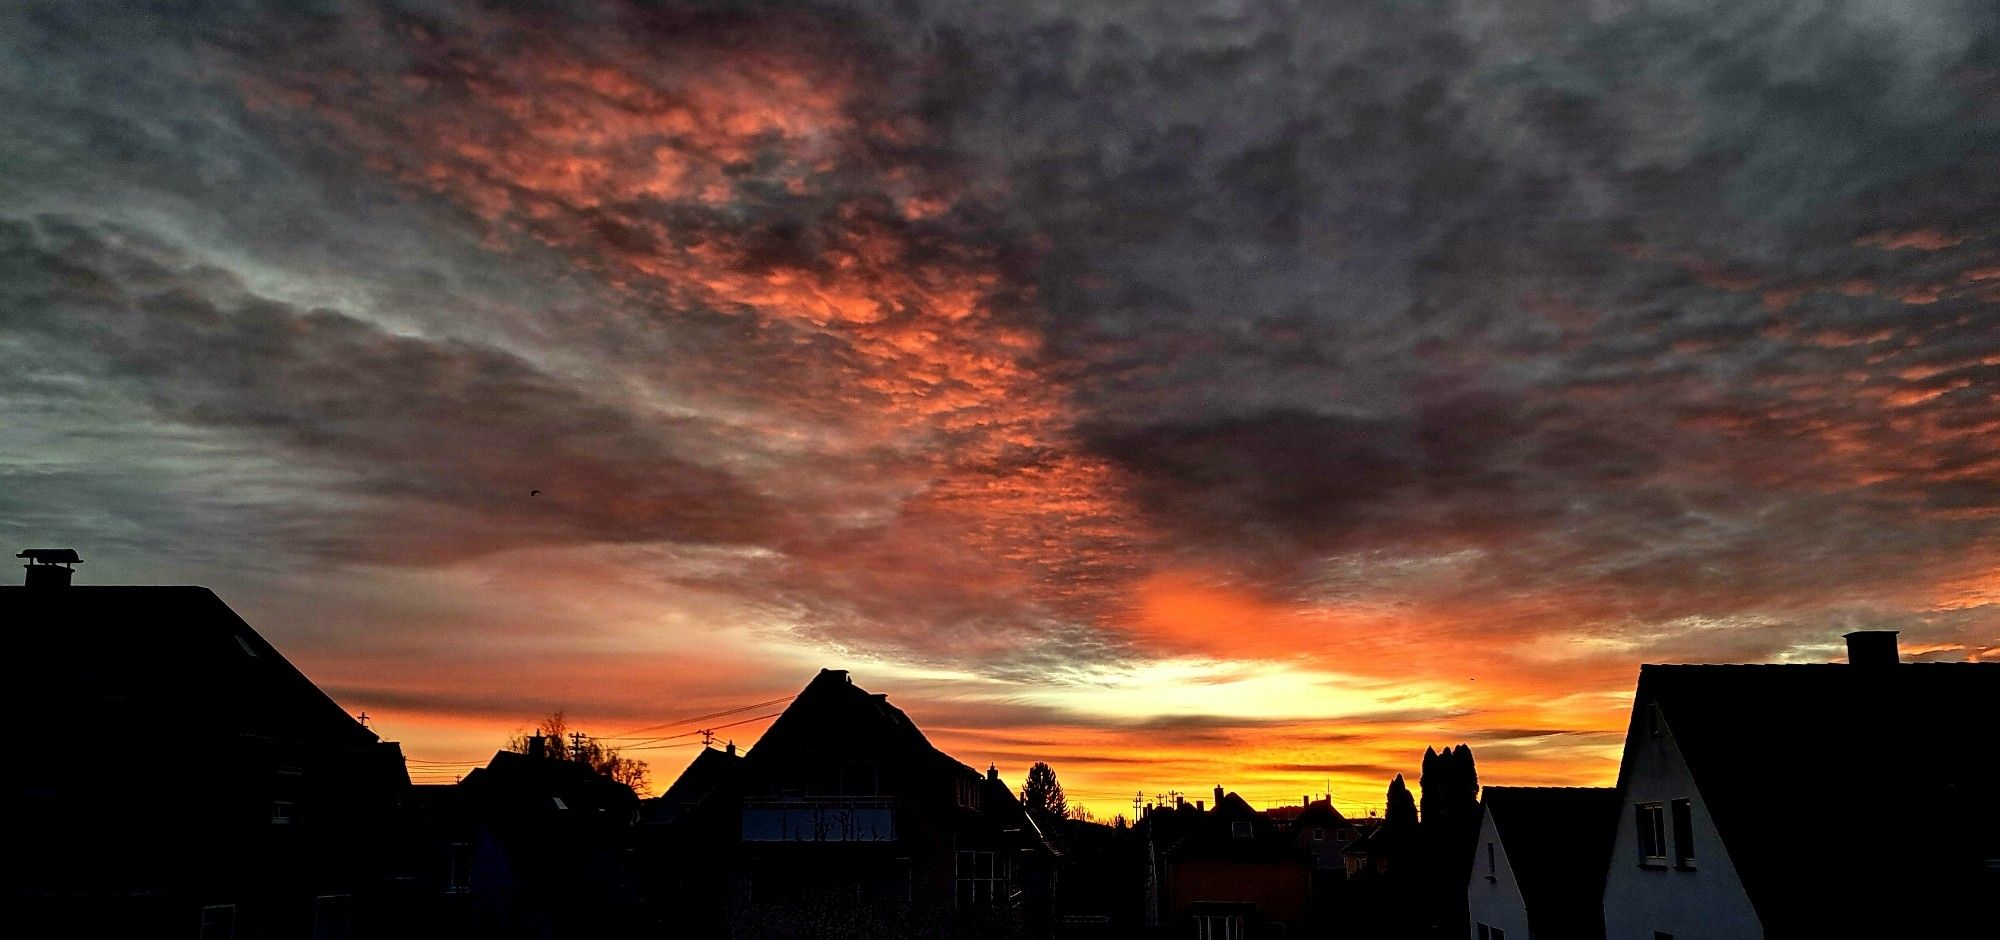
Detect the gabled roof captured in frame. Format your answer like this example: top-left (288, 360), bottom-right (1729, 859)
top-left (1292, 798), bottom-right (1349, 832)
top-left (1161, 790), bottom-right (1310, 865)
top-left (461, 750), bottom-right (641, 820)
top-left (1480, 787), bottom-right (1620, 940)
top-left (5, 585), bottom-right (385, 753)
top-left (662, 745), bottom-right (744, 806)
top-left (1628, 663), bottom-right (1999, 934)
top-left (749, 668), bottom-right (977, 777)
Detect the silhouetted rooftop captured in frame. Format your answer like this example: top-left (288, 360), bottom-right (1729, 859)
top-left (1632, 662), bottom-right (1999, 933)
top-left (4, 585), bottom-right (383, 751)
top-left (1480, 787), bottom-right (1620, 939)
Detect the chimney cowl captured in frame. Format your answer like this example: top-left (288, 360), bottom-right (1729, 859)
top-left (1844, 630), bottom-right (1899, 667)
top-left (18, 548), bottom-right (81, 589)
top-left (1214, 785), bottom-right (1225, 806)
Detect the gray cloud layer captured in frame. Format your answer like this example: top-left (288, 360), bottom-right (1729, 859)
top-left (2, 0), bottom-right (1995, 687)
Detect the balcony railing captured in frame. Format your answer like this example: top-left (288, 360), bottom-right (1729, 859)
top-left (741, 796), bottom-right (896, 842)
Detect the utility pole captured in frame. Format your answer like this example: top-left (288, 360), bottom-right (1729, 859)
top-left (569, 731), bottom-right (588, 763)
top-left (700, 728), bottom-right (715, 748)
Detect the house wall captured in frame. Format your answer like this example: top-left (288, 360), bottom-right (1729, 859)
top-left (1167, 859), bottom-right (1310, 929)
top-left (1465, 810), bottom-right (1531, 940)
top-left (1602, 705), bottom-right (1761, 940)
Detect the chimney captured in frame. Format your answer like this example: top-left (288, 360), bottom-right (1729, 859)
top-left (1214, 785), bottom-right (1225, 806)
top-left (987, 763), bottom-right (999, 782)
top-left (18, 549), bottom-right (80, 589)
top-left (1303, 795), bottom-right (1310, 808)
top-left (1195, 800), bottom-right (1204, 812)
top-left (1845, 630), bottom-right (1899, 667)
top-left (527, 734), bottom-right (546, 759)
top-left (725, 741), bottom-right (737, 757)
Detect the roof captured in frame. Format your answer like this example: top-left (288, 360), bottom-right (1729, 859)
top-left (662, 746), bottom-right (744, 805)
top-left (750, 668), bottom-right (978, 778)
top-left (1161, 791), bottom-right (1310, 865)
top-left (1629, 663), bottom-right (2000, 933)
top-left (461, 750), bottom-right (641, 820)
top-left (1480, 787), bottom-right (1620, 940)
top-left (4, 585), bottom-right (384, 753)
top-left (17, 548), bottom-right (81, 564)
top-left (1291, 798), bottom-right (1350, 832)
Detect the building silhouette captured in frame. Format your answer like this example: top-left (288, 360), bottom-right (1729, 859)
top-left (1466, 787), bottom-right (1620, 940)
top-left (1599, 631), bottom-right (1997, 938)
top-left (7, 551), bottom-right (410, 939)
top-left (653, 668), bottom-right (1057, 936)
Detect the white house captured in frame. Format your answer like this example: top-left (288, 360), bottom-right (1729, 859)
top-left (1601, 632), bottom-right (1998, 939)
top-left (1467, 787), bottom-right (1620, 940)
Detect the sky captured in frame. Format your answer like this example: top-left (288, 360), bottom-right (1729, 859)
top-left (3, 0), bottom-right (1996, 812)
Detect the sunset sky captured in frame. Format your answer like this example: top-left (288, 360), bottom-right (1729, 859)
top-left (3, 0), bottom-right (1996, 813)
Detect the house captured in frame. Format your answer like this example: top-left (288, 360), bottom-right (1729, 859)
top-left (655, 668), bottom-right (1056, 936)
top-left (1286, 797), bottom-right (1360, 874)
top-left (1339, 817), bottom-right (1387, 878)
top-left (7, 550), bottom-right (410, 939)
top-left (1142, 787), bottom-right (1314, 937)
top-left (641, 741), bottom-right (743, 827)
top-left (402, 741), bottom-right (643, 938)
top-left (1601, 631), bottom-right (1999, 938)
top-left (1466, 787), bottom-right (1620, 940)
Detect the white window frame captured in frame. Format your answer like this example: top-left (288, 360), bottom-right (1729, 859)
top-left (198, 904), bottom-right (237, 940)
top-left (1195, 913), bottom-right (1244, 940)
top-left (1636, 802), bottom-right (1668, 866)
top-left (955, 850), bottom-right (1011, 909)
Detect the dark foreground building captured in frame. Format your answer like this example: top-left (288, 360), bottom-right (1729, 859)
top-left (1603, 632), bottom-right (1999, 938)
top-left (402, 744), bottom-right (643, 938)
top-left (7, 551), bottom-right (411, 938)
top-left (655, 668), bottom-right (1057, 937)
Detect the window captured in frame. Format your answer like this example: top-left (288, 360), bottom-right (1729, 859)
top-left (445, 842), bottom-right (473, 895)
top-left (1476, 925), bottom-right (1504, 940)
top-left (1486, 841), bottom-right (1497, 882)
top-left (1309, 827), bottom-right (1325, 842)
top-left (1670, 799), bottom-right (1695, 867)
top-left (198, 905), bottom-right (237, 940)
top-left (1636, 803), bottom-right (1667, 865)
top-left (551, 797), bottom-right (568, 810)
top-left (1230, 820), bottom-right (1253, 839)
top-left (312, 895), bottom-right (351, 940)
top-left (954, 777), bottom-right (983, 810)
top-left (272, 765), bottom-right (303, 826)
top-left (1196, 914), bottom-right (1245, 940)
top-left (955, 850), bottom-right (1011, 909)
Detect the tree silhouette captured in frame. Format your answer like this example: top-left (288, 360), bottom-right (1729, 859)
top-left (506, 711), bottom-right (651, 795)
top-left (1418, 744), bottom-right (1481, 939)
top-left (1019, 761), bottom-right (1068, 822)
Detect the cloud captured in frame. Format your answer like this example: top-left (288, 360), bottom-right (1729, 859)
top-left (3, 0), bottom-right (1996, 809)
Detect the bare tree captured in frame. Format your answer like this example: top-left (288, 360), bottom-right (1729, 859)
top-left (506, 711), bottom-right (651, 795)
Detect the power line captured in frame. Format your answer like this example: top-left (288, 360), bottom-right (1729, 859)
top-left (604, 694), bottom-right (795, 739)
top-left (621, 709), bottom-right (786, 751)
